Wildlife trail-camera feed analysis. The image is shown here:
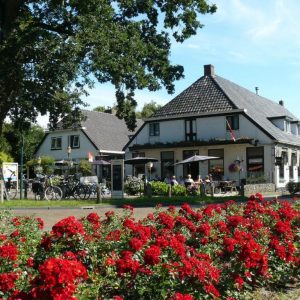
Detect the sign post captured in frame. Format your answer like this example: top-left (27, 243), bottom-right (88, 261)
top-left (111, 159), bottom-right (124, 199)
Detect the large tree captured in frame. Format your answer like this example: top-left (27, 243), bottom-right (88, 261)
top-left (0, 0), bottom-right (216, 132)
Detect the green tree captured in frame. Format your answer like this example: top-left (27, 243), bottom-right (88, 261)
top-left (0, 0), bottom-right (216, 132)
top-left (93, 106), bottom-right (106, 113)
top-left (139, 100), bottom-right (162, 119)
top-left (2, 123), bottom-right (45, 163)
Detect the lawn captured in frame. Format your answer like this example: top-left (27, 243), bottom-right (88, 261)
top-left (0, 195), bottom-right (247, 208)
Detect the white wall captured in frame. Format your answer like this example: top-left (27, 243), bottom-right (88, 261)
top-left (128, 114), bottom-right (272, 148)
top-left (36, 129), bottom-right (98, 161)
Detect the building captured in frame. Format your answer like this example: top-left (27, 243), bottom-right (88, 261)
top-left (35, 109), bottom-right (143, 178)
top-left (124, 65), bottom-right (300, 189)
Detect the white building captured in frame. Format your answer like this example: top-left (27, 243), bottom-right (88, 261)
top-left (35, 109), bottom-right (143, 178)
top-left (124, 65), bottom-right (300, 189)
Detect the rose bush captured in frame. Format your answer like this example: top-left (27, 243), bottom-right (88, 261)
top-left (0, 194), bottom-right (300, 299)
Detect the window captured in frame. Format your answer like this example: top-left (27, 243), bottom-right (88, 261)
top-left (149, 123), bottom-right (160, 136)
top-left (208, 149), bottom-right (224, 180)
top-left (161, 151), bottom-right (174, 180)
top-left (185, 119), bottom-right (196, 141)
top-left (246, 147), bottom-right (264, 175)
top-left (69, 135), bottom-right (80, 148)
top-left (290, 153), bottom-right (297, 180)
top-left (279, 151), bottom-right (287, 179)
top-left (226, 115), bottom-right (239, 130)
top-left (51, 137), bottom-right (62, 150)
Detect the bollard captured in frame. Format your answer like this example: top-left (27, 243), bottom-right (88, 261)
top-left (0, 180), bottom-right (3, 203)
top-left (96, 183), bottom-right (102, 204)
top-left (146, 182), bottom-right (152, 198)
top-left (168, 184), bottom-right (172, 198)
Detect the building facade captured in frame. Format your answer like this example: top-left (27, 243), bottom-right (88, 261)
top-left (124, 65), bottom-right (300, 189)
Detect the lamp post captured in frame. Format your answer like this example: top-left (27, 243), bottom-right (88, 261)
top-left (19, 133), bottom-right (24, 200)
top-left (67, 146), bottom-right (72, 174)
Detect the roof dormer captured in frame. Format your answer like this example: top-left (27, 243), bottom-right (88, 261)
top-left (268, 116), bottom-right (293, 133)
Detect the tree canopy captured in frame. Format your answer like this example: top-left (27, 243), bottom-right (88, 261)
top-left (136, 100), bottom-right (162, 119)
top-left (0, 0), bottom-right (216, 132)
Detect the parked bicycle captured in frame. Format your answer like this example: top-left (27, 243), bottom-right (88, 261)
top-left (32, 174), bottom-right (63, 201)
top-left (59, 175), bottom-right (90, 200)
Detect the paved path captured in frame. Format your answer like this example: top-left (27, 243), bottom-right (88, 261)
top-left (8, 206), bottom-right (158, 231)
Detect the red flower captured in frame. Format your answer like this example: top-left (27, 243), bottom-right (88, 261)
top-left (30, 257), bottom-right (87, 299)
top-left (234, 275), bottom-right (244, 290)
top-left (52, 216), bottom-right (85, 237)
top-left (204, 284), bottom-right (220, 298)
top-left (223, 237), bottom-right (237, 253)
top-left (157, 212), bottom-right (175, 229)
top-left (106, 229), bottom-right (121, 241)
top-left (144, 245), bottom-right (161, 265)
top-left (86, 212), bottom-right (101, 228)
top-left (227, 215), bottom-right (244, 228)
top-left (116, 251), bottom-right (140, 276)
top-left (129, 237), bottom-right (144, 251)
top-left (0, 272), bottom-right (18, 292)
top-left (0, 243), bottom-right (18, 260)
top-left (197, 222), bottom-right (211, 236)
top-left (36, 217), bottom-right (44, 230)
top-left (170, 292), bottom-right (194, 300)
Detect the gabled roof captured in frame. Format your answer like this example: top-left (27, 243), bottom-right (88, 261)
top-left (80, 110), bottom-right (143, 153)
top-left (152, 65), bottom-right (300, 146)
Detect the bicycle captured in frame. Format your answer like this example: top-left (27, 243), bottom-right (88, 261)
top-left (32, 174), bottom-right (63, 201)
top-left (59, 176), bottom-right (90, 200)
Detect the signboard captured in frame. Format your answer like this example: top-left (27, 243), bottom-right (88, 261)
top-left (111, 159), bottom-right (124, 198)
top-left (2, 163), bottom-right (18, 182)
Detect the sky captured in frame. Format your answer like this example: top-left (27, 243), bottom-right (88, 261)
top-left (37, 0), bottom-right (300, 127)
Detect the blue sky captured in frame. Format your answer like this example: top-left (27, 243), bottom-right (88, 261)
top-left (38, 0), bottom-right (300, 126)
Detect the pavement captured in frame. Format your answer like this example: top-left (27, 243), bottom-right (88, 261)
top-left (2, 191), bottom-right (293, 231)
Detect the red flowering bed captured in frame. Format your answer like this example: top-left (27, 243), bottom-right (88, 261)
top-left (1, 194), bottom-right (300, 299)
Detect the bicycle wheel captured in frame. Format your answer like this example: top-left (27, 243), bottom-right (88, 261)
top-left (45, 186), bottom-right (63, 201)
top-left (7, 183), bottom-right (18, 199)
top-left (74, 185), bottom-right (90, 200)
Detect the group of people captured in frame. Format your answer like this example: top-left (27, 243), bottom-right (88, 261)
top-left (164, 173), bottom-right (215, 195)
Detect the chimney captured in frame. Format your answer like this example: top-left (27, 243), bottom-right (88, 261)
top-left (279, 100), bottom-right (284, 106)
top-left (204, 64), bottom-right (215, 76)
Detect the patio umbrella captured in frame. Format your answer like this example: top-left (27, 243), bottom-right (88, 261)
top-left (91, 160), bottom-right (111, 165)
top-left (124, 157), bottom-right (159, 165)
top-left (174, 155), bottom-right (219, 165)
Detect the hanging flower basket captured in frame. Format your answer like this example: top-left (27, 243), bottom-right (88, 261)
top-left (228, 163), bottom-right (241, 172)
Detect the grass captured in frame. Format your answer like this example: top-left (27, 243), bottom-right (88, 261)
top-left (0, 195), bottom-right (247, 208)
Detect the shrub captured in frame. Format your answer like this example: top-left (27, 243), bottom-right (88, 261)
top-left (79, 160), bottom-right (92, 176)
top-left (171, 184), bottom-right (186, 196)
top-left (286, 181), bottom-right (300, 195)
top-left (150, 181), bottom-right (169, 196)
top-left (124, 177), bottom-right (143, 195)
top-left (1, 195), bottom-right (300, 299)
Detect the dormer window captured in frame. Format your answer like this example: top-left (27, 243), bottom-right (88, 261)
top-left (285, 120), bottom-right (291, 132)
top-left (268, 116), bottom-right (293, 132)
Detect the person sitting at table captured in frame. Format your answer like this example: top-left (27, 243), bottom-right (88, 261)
top-left (170, 175), bottom-right (178, 187)
top-left (204, 175), bottom-right (211, 194)
top-left (184, 174), bottom-right (194, 188)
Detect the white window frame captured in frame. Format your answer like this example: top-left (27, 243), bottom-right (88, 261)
top-left (51, 137), bottom-right (62, 150)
